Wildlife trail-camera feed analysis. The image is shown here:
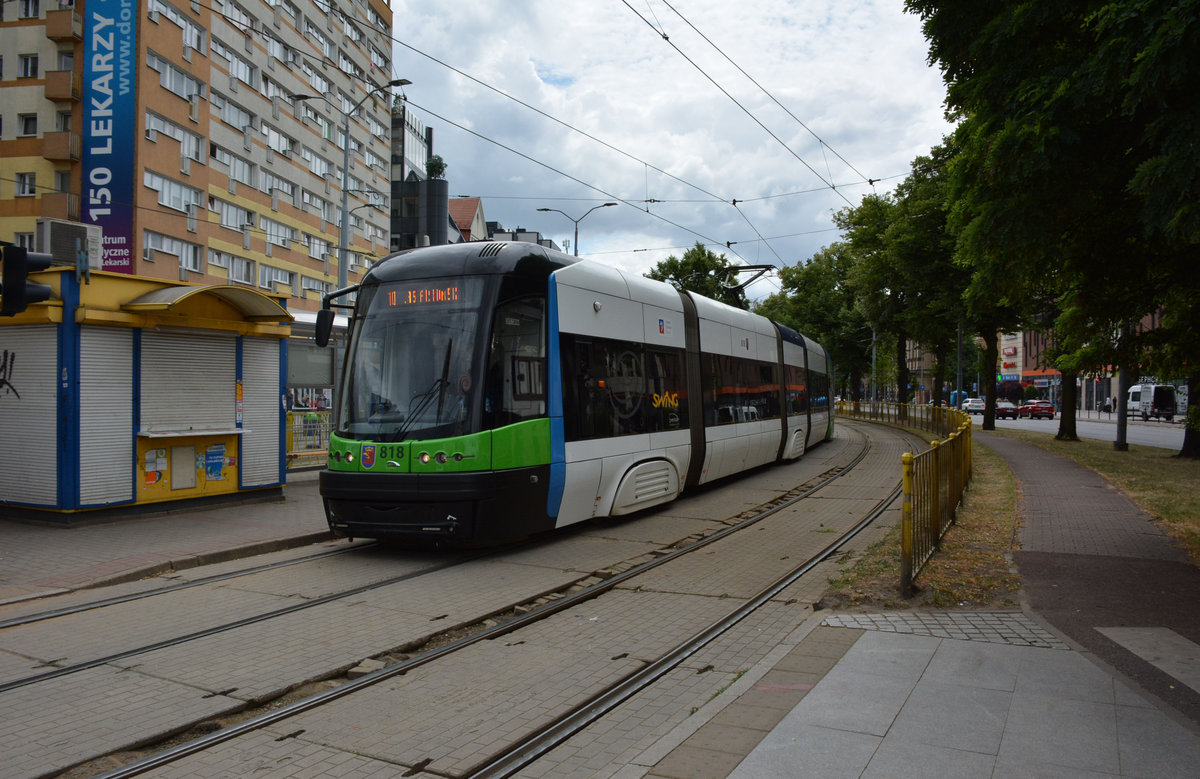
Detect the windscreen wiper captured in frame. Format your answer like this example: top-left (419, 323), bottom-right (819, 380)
top-left (391, 340), bottom-right (453, 443)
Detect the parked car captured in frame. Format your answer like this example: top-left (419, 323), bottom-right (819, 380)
top-left (995, 400), bottom-right (1020, 419)
top-left (964, 398), bottom-right (986, 415)
top-left (1019, 399), bottom-right (1055, 419)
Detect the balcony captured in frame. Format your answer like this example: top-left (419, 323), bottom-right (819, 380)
top-left (44, 70), bottom-right (81, 102)
top-left (45, 9), bottom-right (83, 41)
top-left (42, 192), bottom-right (82, 222)
top-left (43, 131), bottom-right (82, 161)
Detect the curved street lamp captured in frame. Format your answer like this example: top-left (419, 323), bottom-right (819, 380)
top-left (536, 202), bottom-right (618, 256)
top-left (289, 77), bottom-right (411, 289)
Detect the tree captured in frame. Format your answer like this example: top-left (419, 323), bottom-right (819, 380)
top-left (756, 243), bottom-right (872, 399)
top-left (884, 143), bottom-right (969, 407)
top-left (836, 195), bottom-right (916, 404)
top-left (645, 243), bottom-right (748, 310)
top-left (425, 154), bottom-right (446, 180)
top-left (906, 0), bottom-right (1200, 452)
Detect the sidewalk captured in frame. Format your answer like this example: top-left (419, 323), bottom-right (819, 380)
top-left (638, 431), bottom-right (1200, 777)
top-left (3, 437), bottom-right (1199, 776)
top-left (0, 470), bottom-right (329, 605)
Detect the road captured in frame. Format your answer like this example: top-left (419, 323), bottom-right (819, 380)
top-left (980, 413), bottom-right (1184, 451)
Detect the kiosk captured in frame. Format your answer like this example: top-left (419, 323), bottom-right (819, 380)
top-left (0, 269), bottom-right (292, 519)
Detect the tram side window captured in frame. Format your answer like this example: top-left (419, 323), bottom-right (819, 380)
top-left (485, 297), bottom-right (546, 429)
top-left (785, 364), bottom-right (808, 415)
top-left (703, 354), bottom-right (780, 424)
top-left (646, 348), bottom-right (688, 432)
top-left (809, 367), bottom-right (829, 411)
top-left (561, 335), bottom-right (687, 441)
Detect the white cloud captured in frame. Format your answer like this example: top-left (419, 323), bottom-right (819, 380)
top-left (389, 0), bottom-right (953, 294)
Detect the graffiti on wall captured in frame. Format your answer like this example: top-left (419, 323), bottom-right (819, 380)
top-left (1, 350), bottom-right (18, 399)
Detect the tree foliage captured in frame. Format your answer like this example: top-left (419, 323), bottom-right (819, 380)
top-left (906, 0), bottom-right (1200, 453)
top-left (425, 154), bottom-right (447, 180)
top-left (645, 243), bottom-right (748, 310)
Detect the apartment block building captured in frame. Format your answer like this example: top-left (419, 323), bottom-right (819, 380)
top-left (0, 0), bottom-right (394, 314)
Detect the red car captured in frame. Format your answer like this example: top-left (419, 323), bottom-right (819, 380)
top-left (1019, 400), bottom-right (1055, 419)
top-left (995, 400), bottom-right (1020, 419)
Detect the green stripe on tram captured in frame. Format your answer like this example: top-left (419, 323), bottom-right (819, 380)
top-left (327, 418), bottom-right (551, 473)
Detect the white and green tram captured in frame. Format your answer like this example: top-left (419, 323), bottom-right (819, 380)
top-left (317, 242), bottom-right (833, 546)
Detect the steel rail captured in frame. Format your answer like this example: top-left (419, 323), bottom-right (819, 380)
top-left (471, 434), bottom-right (910, 776)
top-left (90, 427), bottom-right (879, 779)
top-left (0, 552), bottom-right (481, 694)
top-left (0, 543), bottom-right (371, 631)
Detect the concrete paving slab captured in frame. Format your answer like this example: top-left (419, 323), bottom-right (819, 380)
top-left (727, 722), bottom-right (880, 779)
top-left (922, 637), bottom-right (1025, 691)
top-left (998, 693), bottom-right (1120, 774)
top-left (884, 677), bottom-right (1011, 754)
top-left (861, 739), bottom-right (996, 779)
top-left (1115, 703), bottom-right (1200, 778)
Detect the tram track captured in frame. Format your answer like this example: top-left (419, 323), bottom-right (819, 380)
top-left (0, 543), bottom-right (373, 630)
top-left (73, 421), bottom-right (912, 779)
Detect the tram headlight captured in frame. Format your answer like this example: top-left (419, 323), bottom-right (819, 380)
top-left (418, 452), bottom-right (431, 464)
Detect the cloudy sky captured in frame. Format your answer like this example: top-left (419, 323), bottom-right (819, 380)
top-left (387, 0), bottom-right (954, 299)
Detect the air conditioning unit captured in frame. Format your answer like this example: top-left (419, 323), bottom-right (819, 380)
top-left (36, 218), bottom-right (102, 269)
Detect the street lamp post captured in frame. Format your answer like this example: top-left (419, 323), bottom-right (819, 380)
top-left (536, 202), bottom-right (617, 256)
top-left (290, 78), bottom-right (410, 289)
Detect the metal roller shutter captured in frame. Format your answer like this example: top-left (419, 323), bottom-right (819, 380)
top-left (0, 326), bottom-right (58, 505)
top-left (241, 337), bottom-right (281, 486)
top-left (140, 331), bottom-right (236, 432)
top-left (80, 327), bottom-right (134, 505)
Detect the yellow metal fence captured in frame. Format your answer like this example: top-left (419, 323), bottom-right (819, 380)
top-left (836, 401), bottom-right (973, 595)
top-left (286, 411), bottom-right (332, 469)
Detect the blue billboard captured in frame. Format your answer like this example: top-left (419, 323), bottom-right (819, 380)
top-left (82, 0), bottom-right (138, 273)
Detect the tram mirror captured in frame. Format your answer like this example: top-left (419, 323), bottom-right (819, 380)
top-left (315, 308), bottom-right (334, 347)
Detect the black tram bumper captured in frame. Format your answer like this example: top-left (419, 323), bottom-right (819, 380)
top-left (319, 466), bottom-right (553, 546)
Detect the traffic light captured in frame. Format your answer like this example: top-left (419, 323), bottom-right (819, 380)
top-left (0, 243), bottom-right (54, 316)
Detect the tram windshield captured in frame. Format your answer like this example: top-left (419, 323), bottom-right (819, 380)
top-left (338, 277), bottom-right (485, 441)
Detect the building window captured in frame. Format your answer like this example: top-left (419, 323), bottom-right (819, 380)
top-left (19, 54), bottom-right (38, 78)
top-left (260, 170), bottom-right (294, 199)
top-left (16, 173), bottom-right (37, 197)
top-left (144, 169), bottom-right (203, 212)
top-left (18, 114), bottom-right (37, 136)
top-left (209, 249), bottom-right (254, 285)
top-left (305, 234), bottom-right (329, 259)
top-left (229, 255), bottom-right (253, 284)
top-left (15, 233), bottom-right (36, 249)
top-left (20, 0), bottom-right (39, 19)
top-left (210, 91), bottom-right (253, 131)
top-left (144, 230), bottom-right (202, 272)
top-left (147, 50), bottom-right (206, 101)
top-left (212, 145), bottom-right (254, 187)
top-left (258, 264), bottom-right (294, 291)
top-left (301, 276), bottom-right (330, 296)
top-left (209, 197), bottom-right (254, 230)
top-left (145, 111), bottom-right (205, 161)
top-left (260, 215), bottom-right (297, 248)
top-left (57, 110), bottom-right (72, 132)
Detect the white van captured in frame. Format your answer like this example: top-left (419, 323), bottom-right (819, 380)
top-left (1128, 384), bottom-right (1176, 422)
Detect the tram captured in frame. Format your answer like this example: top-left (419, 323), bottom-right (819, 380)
top-left (315, 242), bottom-right (833, 547)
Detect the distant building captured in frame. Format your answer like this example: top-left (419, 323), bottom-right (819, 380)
top-left (0, 0), bottom-right (395, 314)
top-left (449, 197), bottom-right (488, 242)
top-left (389, 101), bottom-right (453, 250)
top-left (487, 223), bottom-right (561, 251)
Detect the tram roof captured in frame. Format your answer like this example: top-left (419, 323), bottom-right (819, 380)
top-left (368, 242), bottom-right (578, 283)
